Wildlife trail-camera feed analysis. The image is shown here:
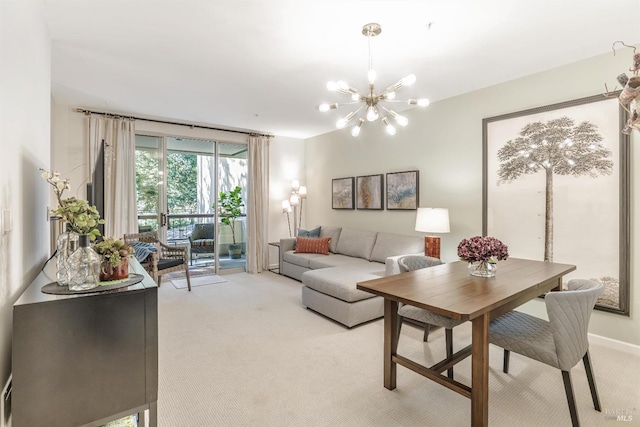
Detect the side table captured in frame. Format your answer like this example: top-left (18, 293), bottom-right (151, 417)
top-left (268, 241), bottom-right (281, 274)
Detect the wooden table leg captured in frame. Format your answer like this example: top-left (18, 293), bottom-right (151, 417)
top-left (471, 313), bottom-right (489, 427)
top-left (384, 299), bottom-right (399, 390)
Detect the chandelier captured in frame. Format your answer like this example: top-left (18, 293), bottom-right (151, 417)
top-left (319, 23), bottom-right (430, 137)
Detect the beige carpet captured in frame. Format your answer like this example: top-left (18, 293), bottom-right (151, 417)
top-left (156, 272), bottom-right (640, 427)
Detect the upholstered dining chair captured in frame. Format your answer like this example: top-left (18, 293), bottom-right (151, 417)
top-left (397, 255), bottom-right (466, 379)
top-left (124, 231), bottom-right (192, 291)
top-left (489, 279), bottom-right (603, 427)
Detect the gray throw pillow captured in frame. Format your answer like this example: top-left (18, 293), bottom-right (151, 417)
top-left (298, 226), bottom-right (321, 238)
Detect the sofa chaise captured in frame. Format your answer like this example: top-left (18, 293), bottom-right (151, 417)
top-left (279, 226), bottom-right (424, 327)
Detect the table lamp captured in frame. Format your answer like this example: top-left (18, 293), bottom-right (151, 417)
top-left (415, 208), bottom-right (450, 259)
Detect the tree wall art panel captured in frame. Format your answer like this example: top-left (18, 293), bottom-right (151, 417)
top-left (482, 94), bottom-right (630, 315)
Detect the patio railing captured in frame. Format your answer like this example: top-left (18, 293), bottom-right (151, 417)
top-left (137, 213), bottom-right (246, 242)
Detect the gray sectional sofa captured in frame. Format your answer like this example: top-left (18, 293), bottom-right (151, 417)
top-left (279, 226), bottom-right (424, 327)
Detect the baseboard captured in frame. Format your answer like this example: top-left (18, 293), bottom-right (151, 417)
top-left (589, 333), bottom-right (640, 356)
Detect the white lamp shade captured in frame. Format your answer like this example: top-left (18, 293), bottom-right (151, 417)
top-left (415, 208), bottom-right (450, 233)
top-left (291, 180), bottom-right (300, 191)
top-left (282, 200), bottom-right (292, 212)
top-left (298, 186), bottom-right (307, 198)
top-left (289, 194), bottom-right (300, 207)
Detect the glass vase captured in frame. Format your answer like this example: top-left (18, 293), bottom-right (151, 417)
top-left (468, 260), bottom-right (497, 277)
top-left (67, 234), bottom-right (101, 291)
top-left (56, 229), bottom-right (79, 286)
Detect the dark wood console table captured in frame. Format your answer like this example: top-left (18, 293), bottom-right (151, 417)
top-left (12, 258), bottom-right (158, 427)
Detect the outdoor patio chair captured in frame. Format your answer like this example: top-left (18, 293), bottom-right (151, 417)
top-left (124, 231), bottom-right (192, 291)
top-left (189, 223), bottom-right (215, 264)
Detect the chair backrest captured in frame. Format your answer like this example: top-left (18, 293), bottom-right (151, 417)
top-left (545, 279), bottom-right (603, 371)
top-left (124, 231), bottom-right (159, 245)
top-left (398, 255), bottom-right (443, 273)
top-left (190, 223), bottom-right (215, 241)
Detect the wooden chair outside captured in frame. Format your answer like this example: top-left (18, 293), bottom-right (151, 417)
top-left (124, 231), bottom-right (192, 291)
top-left (188, 223), bottom-right (215, 265)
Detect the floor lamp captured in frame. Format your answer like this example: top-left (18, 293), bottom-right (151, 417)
top-left (415, 208), bottom-right (450, 259)
top-left (288, 180), bottom-right (306, 234)
top-left (281, 200), bottom-right (293, 237)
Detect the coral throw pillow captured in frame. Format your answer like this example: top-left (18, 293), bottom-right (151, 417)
top-left (294, 237), bottom-right (331, 255)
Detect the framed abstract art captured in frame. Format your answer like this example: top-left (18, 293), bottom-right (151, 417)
top-left (356, 174), bottom-right (383, 210)
top-left (386, 170), bottom-right (419, 210)
top-left (332, 177), bottom-right (355, 210)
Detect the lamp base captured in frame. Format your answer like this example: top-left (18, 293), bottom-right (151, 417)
top-left (424, 236), bottom-right (441, 259)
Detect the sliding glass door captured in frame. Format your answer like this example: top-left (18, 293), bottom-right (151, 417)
top-left (217, 142), bottom-right (248, 272)
top-left (134, 135), bottom-right (163, 235)
top-left (134, 135), bottom-right (247, 274)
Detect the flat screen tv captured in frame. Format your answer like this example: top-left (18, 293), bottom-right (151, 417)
top-left (87, 139), bottom-right (105, 237)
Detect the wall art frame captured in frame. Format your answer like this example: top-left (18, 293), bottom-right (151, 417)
top-left (356, 174), bottom-right (384, 210)
top-left (482, 93), bottom-right (630, 315)
top-left (386, 170), bottom-right (419, 210)
top-left (332, 177), bottom-right (355, 210)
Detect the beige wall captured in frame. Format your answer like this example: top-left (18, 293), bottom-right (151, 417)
top-left (0, 0), bottom-right (52, 389)
top-left (268, 136), bottom-right (305, 267)
top-left (305, 49), bottom-right (638, 346)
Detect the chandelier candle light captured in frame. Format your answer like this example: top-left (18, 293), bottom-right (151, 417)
top-left (319, 23), bottom-right (430, 136)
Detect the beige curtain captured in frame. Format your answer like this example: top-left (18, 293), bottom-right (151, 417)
top-left (88, 115), bottom-right (137, 239)
top-left (245, 135), bottom-right (270, 273)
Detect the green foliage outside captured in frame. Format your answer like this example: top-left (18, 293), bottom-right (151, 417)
top-left (218, 186), bottom-right (244, 245)
top-left (135, 149), bottom-right (159, 216)
top-left (166, 152), bottom-right (198, 226)
top-left (135, 149), bottom-right (202, 229)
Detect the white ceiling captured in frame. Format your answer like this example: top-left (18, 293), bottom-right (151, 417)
top-left (43, 0), bottom-right (640, 139)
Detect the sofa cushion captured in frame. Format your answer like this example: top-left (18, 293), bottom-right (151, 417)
top-left (302, 267), bottom-right (379, 302)
top-left (295, 237), bottom-right (330, 255)
top-left (335, 228), bottom-right (378, 260)
top-left (298, 226), bottom-right (321, 238)
top-left (319, 226), bottom-right (342, 253)
top-left (283, 251), bottom-right (326, 268)
top-left (369, 232), bottom-right (424, 264)
top-left (308, 254), bottom-right (382, 273)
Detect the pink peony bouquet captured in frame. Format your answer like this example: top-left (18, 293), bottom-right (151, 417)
top-left (457, 236), bottom-right (509, 263)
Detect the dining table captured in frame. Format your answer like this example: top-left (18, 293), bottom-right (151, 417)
top-left (356, 257), bottom-right (576, 427)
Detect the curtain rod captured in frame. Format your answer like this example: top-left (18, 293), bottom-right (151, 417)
top-left (75, 108), bottom-right (273, 138)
